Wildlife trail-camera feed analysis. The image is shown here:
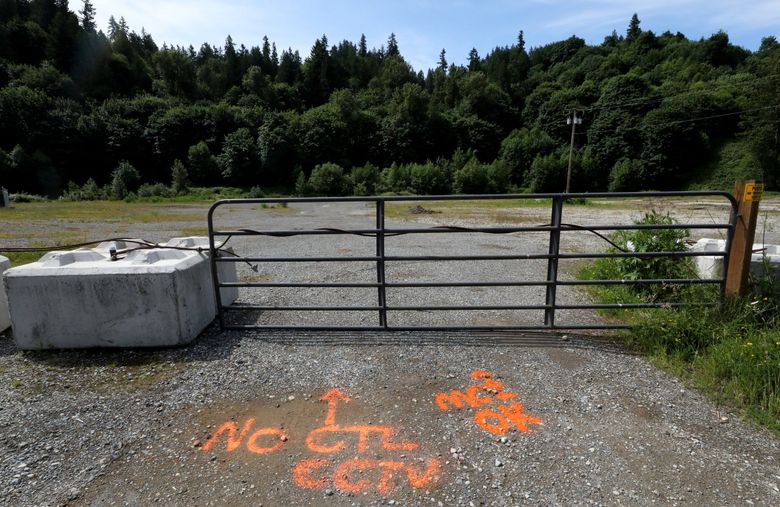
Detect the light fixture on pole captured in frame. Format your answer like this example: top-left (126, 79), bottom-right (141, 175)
top-left (565, 110), bottom-right (583, 193)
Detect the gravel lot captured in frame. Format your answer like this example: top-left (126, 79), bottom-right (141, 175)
top-left (0, 196), bottom-right (779, 506)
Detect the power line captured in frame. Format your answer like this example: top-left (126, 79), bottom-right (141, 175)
top-left (583, 104), bottom-right (780, 138)
top-left (580, 72), bottom-right (780, 114)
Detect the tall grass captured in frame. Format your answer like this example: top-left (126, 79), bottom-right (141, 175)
top-left (581, 211), bottom-right (780, 434)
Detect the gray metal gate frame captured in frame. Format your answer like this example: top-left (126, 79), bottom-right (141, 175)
top-left (207, 192), bottom-right (738, 331)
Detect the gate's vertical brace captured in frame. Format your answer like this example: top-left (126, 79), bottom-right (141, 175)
top-left (207, 205), bottom-right (225, 330)
top-left (376, 200), bottom-right (388, 327)
top-left (544, 196), bottom-right (564, 328)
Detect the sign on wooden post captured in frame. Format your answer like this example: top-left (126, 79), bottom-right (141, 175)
top-left (725, 180), bottom-right (763, 296)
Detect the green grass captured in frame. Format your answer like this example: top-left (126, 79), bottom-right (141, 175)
top-left (0, 200), bottom-right (203, 223)
top-left (687, 139), bottom-right (763, 191)
top-left (580, 259), bottom-right (780, 435)
top-left (0, 201), bottom-right (209, 265)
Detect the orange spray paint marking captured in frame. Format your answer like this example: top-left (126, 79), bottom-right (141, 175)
top-left (474, 409), bottom-right (512, 435)
top-left (376, 461), bottom-right (407, 494)
top-left (324, 458), bottom-right (442, 494)
top-left (246, 428), bottom-right (287, 454)
top-left (199, 387), bottom-right (441, 496)
top-left (498, 402), bottom-right (542, 432)
top-left (320, 388), bottom-right (351, 425)
top-left (293, 458), bottom-right (331, 489)
top-left (435, 388), bottom-right (491, 411)
top-left (404, 458), bottom-right (442, 489)
top-left (435, 371), bottom-right (542, 436)
top-left (472, 370), bottom-right (518, 401)
top-left (201, 418), bottom-right (256, 452)
top-left (305, 425), bottom-right (418, 454)
top-left (334, 458), bottom-right (375, 493)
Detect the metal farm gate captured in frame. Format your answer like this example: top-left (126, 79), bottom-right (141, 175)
top-left (207, 192), bottom-right (738, 331)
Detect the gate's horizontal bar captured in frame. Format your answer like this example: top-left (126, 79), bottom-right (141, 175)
top-left (221, 282), bottom-right (380, 288)
top-left (211, 223), bottom-right (731, 237)
top-left (390, 305), bottom-right (549, 311)
top-left (225, 304), bottom-right (550, 311)
top-left (225, 305), bottom-right (380, 311)
top-left (219, 278), bottom-right (723, 289)
top-left (560, 278), bottom-right (722, 285)
top-left (224, 302), bottom-right (712, 312)
top-left (564, 223), bottom-right (730, 232)
top-left (559, 251), bottom-right (726, 259)
top-left (217, 256), bottom-right (381, 263)
top-left (223, 281), bottom-right (551, 288)
top-left (222, 324), bottom-right (635, 331)
top-left (216, 251), bottom-right (727, 264)
top-left (208, 190), bottom-right (737, 205)
top-left (556, 302), bottom-right (715, 310)
top-left (385, 281), bottom-right (550, 287)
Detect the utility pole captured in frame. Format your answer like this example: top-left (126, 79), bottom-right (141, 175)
top-left (565, 109), bottom-right (582, 193)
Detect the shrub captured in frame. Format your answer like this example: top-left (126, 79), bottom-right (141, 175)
top-left (378, 163), bottom-right (412, 193)
top-left (350, 163), bottom-right (380, 196)
top-left (526, 152), bottom-right (566, 192)
top-left (137, 183), bottom-right (173, 198)
top-left (9, 192), bottom-right (46, 203)
top-left (308, 162), bottom-right (350, 196)
top-left (247, 186), bottom-right (265, 198)
top-left (294, 171), bottom-right (310, 196)
top-left (609, 158), bottom-right (642, 191)
top-left (187, 141), bottom-right (220, 186)
top-left (609, 210), bottom-right (694, 300)
top-left (487, 160), bottom-right (511, 193)
top-left (60, 178), bottom-right (106, 201)
top-left (453, 157), bottom-right (489, 193)
top-left (409, 162), bottom-right (450, 195)
top-left (171, 159), bottom-right (189, 194)
top-left (110, 161), bottom-right (141, 200)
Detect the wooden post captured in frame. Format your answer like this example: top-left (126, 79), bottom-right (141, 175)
top-left (725, 180), bottom-right (763, 296)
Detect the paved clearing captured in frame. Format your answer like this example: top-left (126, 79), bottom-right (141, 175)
top-left (0, 196), bottom-right (779, 506)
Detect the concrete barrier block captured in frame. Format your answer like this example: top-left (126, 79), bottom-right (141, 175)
top-left (4, 240), bottom-right (233, 349)
top-left (691, 238), bottom-right (726, 279)
top-left (0, 255), bottom-right (10, 332)
top-left (692, 238), bottom-right (780, 294)
top-left (163, 236), bottom-right (239, 306)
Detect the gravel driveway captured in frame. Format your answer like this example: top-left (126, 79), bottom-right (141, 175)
top-left (0, 197), bottom-right (778, 506)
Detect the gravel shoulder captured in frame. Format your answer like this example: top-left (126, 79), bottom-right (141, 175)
top-left (0, 197), bottom-right (779, 506)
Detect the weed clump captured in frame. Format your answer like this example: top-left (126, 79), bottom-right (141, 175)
top-left (581, 210), bottom-right (780, 434)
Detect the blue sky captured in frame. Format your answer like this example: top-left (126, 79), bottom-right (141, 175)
top-left (91, 1), bottom-right (779, 72)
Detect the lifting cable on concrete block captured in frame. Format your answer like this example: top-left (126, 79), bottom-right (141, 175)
top-left (0, 235), bottom-right (264, 271)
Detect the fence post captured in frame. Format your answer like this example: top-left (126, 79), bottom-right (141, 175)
top-left (544, 196), bottom-right (564, 328)
top-left (376, 200), bottom-right (388, 328)
top-left (725, 180), bottom-right (763, 296)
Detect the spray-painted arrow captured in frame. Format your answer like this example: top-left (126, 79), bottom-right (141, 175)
top-left (320, 388), bottom-right (351, 425)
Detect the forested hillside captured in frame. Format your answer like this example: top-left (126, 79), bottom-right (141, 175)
top-left (1, 1), bottom-right (778, 198)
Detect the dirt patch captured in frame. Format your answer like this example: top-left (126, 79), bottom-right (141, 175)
top-left (545, 348), bottom-right (589, 370)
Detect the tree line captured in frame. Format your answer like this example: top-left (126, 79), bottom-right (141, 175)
top-left (0, 1), bottom-right (778, 198)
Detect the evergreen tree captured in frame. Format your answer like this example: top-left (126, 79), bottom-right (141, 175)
top-left (359, 34), bottom-right (368, 57)
top-left (79, 0), bottom-right (95, 31)
top-left (387, 33), bottom-right (399, 57)
top-left (170, 159), bottom-right (188, 194)
top-left (438, 48), bottom-right (448, 73)
top-left (468, 48), bottom-right (480, 72)
top-left (627, 13), bottom-right (641, 42)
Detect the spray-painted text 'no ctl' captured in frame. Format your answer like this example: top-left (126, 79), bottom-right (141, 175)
top-left (199, 388), bottom-right (441, 495)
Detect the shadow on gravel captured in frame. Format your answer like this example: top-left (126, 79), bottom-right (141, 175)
top-left (0, 330), bottom-right (17, 357)
top-left (246, 330), bottom-right (634, 355)
top-left (1, 322), bottom-right (241, 368)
